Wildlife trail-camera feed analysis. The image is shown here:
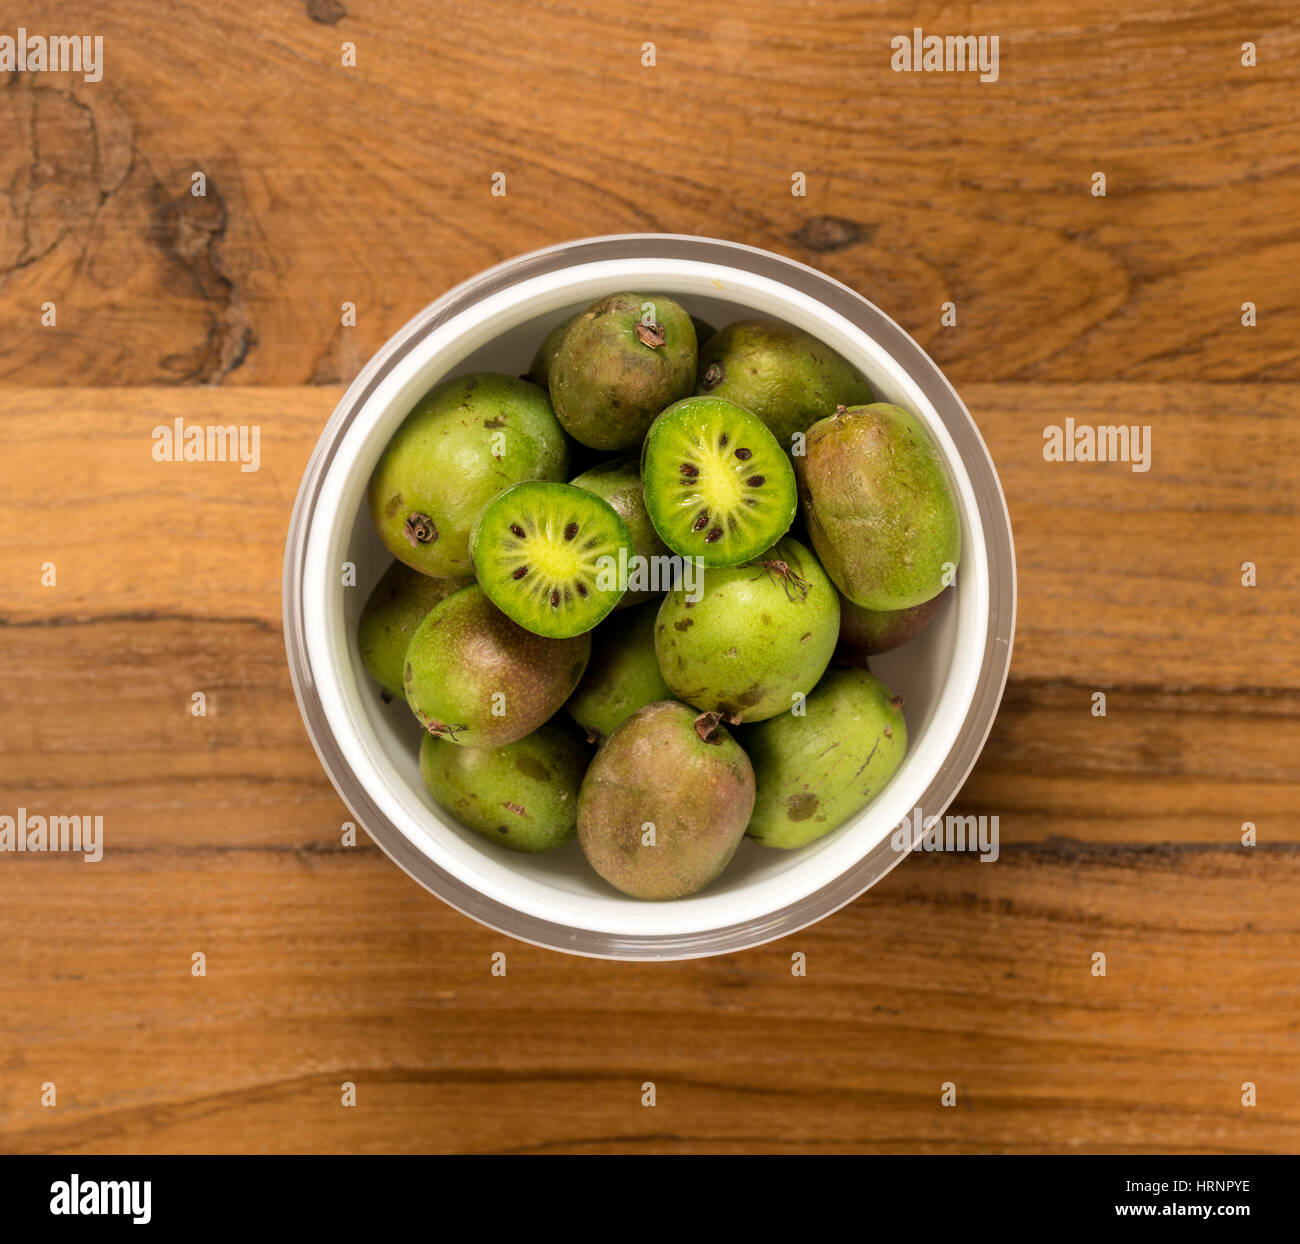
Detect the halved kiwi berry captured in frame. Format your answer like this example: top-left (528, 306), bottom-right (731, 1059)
top-left (641, 396), bottom-right (796, 568)
top-left (471, 482), bottom-right (633, 637)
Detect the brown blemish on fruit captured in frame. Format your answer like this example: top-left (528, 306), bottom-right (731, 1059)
top-left (786, 792), bottom-right (819, 822)
top-left (701, 362), bottom-right (724, 391)
top-left (384, 493), bottom-right (403, 519)
top-left (504, 801), bottom-right (527, 816)
top-left (674, 617), bottom-right (694, 632)
top-left (483, 414), bottom-right (507, 428)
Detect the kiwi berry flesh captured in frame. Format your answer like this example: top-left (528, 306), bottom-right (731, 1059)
top-left (797, 402), bottom-right (960, 610)
top-left (404, 584), bottom-right (590, 747)
top-left (744, 669), bottom-right (908, 849)
top-left (696, 319), bottom-right (874, 451)
top-left (367, 372), bottom-right (568, 578)
top-left (357, 560), bottom-right (472, 700)
top-left (549, 292), bottom-right (696, 450)
top-left (654, 535), bottom-right (839, 723)
top-left (419, 719), bottom-right (590, 853)
top-left (566, 603), bottom-right (672, 743)
top-left (570, 455), bottom-right (670, 610)
top-left (471, 481), bottom-right (632, 638)
top-left (576, 701), bottom-right (755, 899)
top-left (641, 396), bottom-right (796, 568)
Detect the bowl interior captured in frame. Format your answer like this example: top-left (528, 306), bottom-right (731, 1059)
top-left (303, 258), bottom-right (989, 938)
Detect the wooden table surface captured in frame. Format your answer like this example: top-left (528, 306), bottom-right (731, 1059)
top-left (1, 1), bottom-right (1298, 1154)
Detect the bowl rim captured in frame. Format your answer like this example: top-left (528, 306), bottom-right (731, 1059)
top-left (283, 233), bottom-right (1016, 960)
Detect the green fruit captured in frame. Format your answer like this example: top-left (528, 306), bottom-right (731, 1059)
top-left (834, 588), bottom-right (949, 667)
top-left (470, 481), bottom-right (631, 637)
top-left (527, 315), bottom-right (574, 390)
top-left (641, 396), bottom-right (796, 568)
top-left (654, 536), bottom-right (839, 723)
top-left (577, 701), bottom-right (754, 899)
top-left (549, 292), bottom-right (696, 450)
top-left (744, 669), bottom-right (908, 849)
top-left (796, 403), bottom-right (961, 610)
top-left (570, 456), bottom-right (670, 609)
top-left (566, 604), bottom-right (672, 742)
top-left (357, 560), bottom-right (472, 700)
top-left (367, 372), bottom-right (568, 578)
top-left (419, 720), bottom-right (589, 853)
top-left (696, 320), bottom-right (873, 450)
top-left (404, 584), bottom-right (589, 747)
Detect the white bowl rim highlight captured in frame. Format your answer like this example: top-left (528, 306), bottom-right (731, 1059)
top-left (283, 234), bottom-right (1016, 960)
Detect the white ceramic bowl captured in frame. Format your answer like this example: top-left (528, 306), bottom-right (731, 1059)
top-left (283, 235), bottom-right (1015, 959)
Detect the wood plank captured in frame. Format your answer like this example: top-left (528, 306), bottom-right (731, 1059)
top-left (0, 849), bottom-right (1295, 1154)
top-left (0, 2), bottom-right (1297, 386)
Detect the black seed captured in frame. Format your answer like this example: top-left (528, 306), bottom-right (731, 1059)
top-left (550, 589), bottom-right (560, 607)
top-left (509, 523), bottom-right (525, 538)
top-left (679, 462), bottom-right (698, 477)
top-left (719, 432), bottom-right (729, 448)
top-left (734, 447), bottom-right (752, 460)
top-left (512, 566), bottom-right (528, 580)
top-left (692, 510), bottom-right (710, 532)
top-left (705, 527), bottom-right (723, 543)
top-left (577, 583), bottom-right (589, 597)
top-left (747, 475), bottom-right (766, 487)
top-left (563, 521), bottom-right (578, 541)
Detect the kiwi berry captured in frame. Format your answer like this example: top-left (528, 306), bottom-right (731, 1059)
top-left (404, 584), bottom-right (589, 747)
top-left (641, 396), bottom-right (796, 568)
top-left (570, 455), bottom-right (669, 610)
top-left (357, 560), bottom-right (472, 701)
top-left (471, 481), bottom-right (633, 638)
top-left (549, 292), bottom-right (697, 450)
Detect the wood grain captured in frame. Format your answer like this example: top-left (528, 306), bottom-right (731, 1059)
top-left (1, 850), bottom-right (1297, 1154)
top-left (1, 0), bottom-right (1298, 1156)
top-left (1, 1), bottom-right (1298, 387)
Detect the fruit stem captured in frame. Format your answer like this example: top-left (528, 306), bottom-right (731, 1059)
top-left (753, 558), bottom-right (811, 602)
top-left (694, 709), bottom-right (741, 742)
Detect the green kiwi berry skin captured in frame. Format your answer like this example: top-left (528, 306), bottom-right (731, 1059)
top-left (744, 668), bottom-right (907, 849)
top-left (566, 604), bottom-right (672, 742)
top-left (696, 319), bottom-right (874, 451)
top-left (549, 292), bottom-right (697, 450)
top-left (797, 403), bottom-right (961, 610)
top-left (641, 396), bottom-right (797, 569)
top-left (527, 315), bottom-right (574, 391)
top-left (404, 584), bottom-right (590, 747)
top-left (470, 481), bottom-right (632, 639)
top-left (570, 456), bottom-right (669, 609)
top-left (576, 701), bottom-right (754, 900)
top-left (357, 560), bottom-right (473, 700)
top-left (654, 536), bottom-right (839, 723)
top-left (419, 719), bottom-right (590, 853)
top-left (367, 372), bottom-right (568, 579)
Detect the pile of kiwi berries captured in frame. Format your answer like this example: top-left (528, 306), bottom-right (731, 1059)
top-left (358, 293), bottom-right (960, 901)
